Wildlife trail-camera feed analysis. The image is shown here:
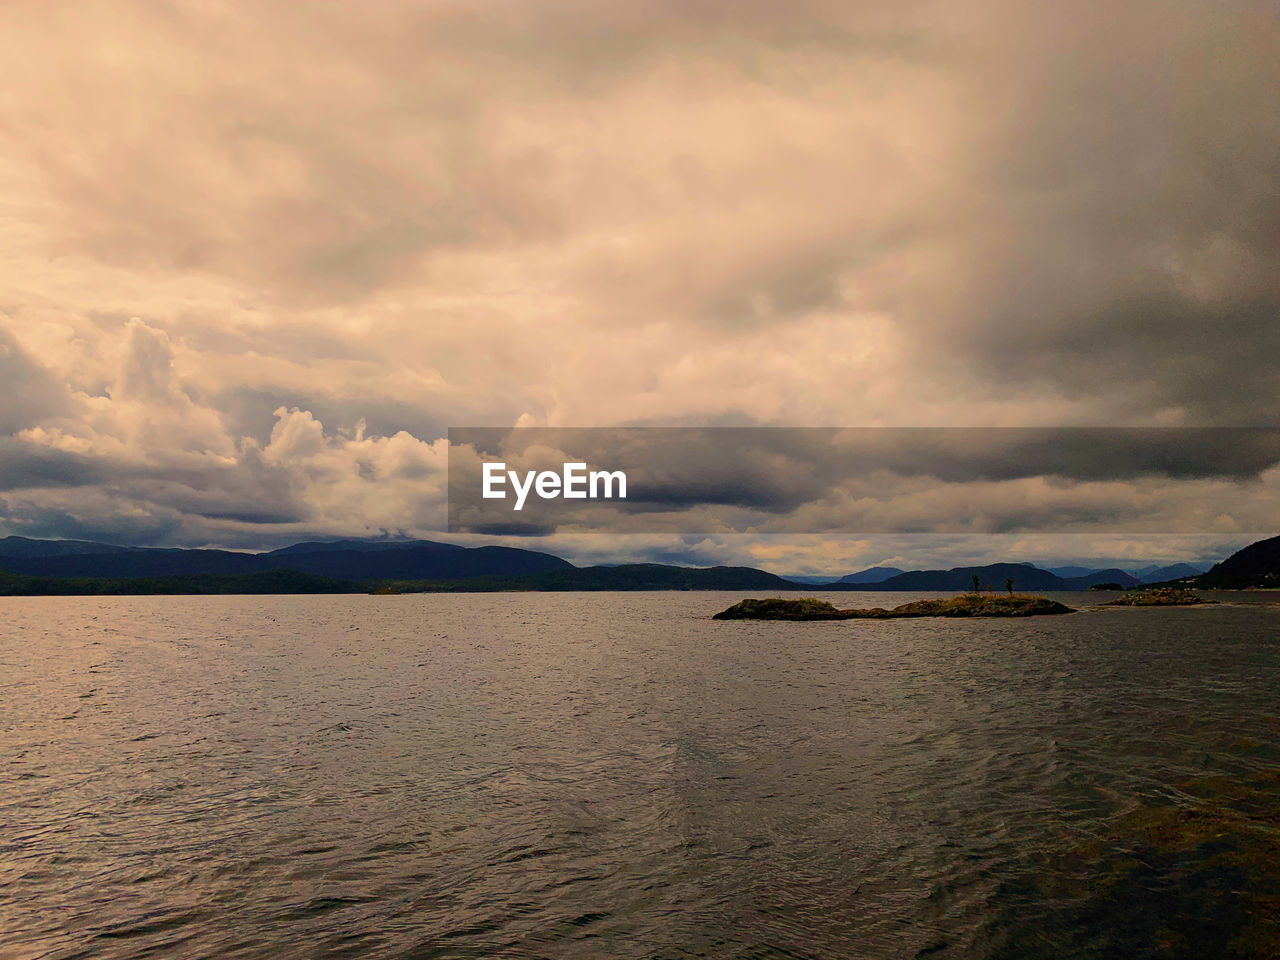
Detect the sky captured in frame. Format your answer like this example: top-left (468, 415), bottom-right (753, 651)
top-left (1, 1), bottom-right (1277, 573)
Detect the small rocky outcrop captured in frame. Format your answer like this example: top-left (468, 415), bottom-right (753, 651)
top-left (713, 594), bottom-right (1075, 620)
top-left (1104, 588), bottom-right (1218, 606)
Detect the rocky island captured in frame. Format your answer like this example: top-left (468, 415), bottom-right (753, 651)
top-left (713, 594), bottom-right (1075, 620)
top-left (1104, 587), bottom-right (1218, 606)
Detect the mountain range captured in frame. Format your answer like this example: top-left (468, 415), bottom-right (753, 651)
top-left (835, 566), bottom-right (905, 584)
top-left (0, 535), bottom-right (1271, 594)
top-left (1194, 534), bottom-right (1280, 589)
top-left (0, 537), bottom-right (570, 580)
top-left (836, 561), bottom-right (1206, 586)
top-left (823, 562), bottom-right (1141, 592)
top-left (0, 537), bottom-right (792, 594)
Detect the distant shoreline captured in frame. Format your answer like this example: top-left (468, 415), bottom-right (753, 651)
top-left (2, 533), bottom-right (1276, 595)
top-left (0, 574), bottom-right (1259, 598)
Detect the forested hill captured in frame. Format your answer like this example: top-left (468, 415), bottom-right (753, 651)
top-left (1191, 535), bottom-right (1280, 589)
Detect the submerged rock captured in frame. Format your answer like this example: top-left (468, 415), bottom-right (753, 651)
top-left (989, 744), bottom-right (1280, 959)
top-left (1104, 588), bottom-right (1217, 606)
top-left (712, 593), bottom-right (1075, 620)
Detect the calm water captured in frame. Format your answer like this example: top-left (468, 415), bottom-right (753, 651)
top-left (2, 592), bottom-right (1279, 959)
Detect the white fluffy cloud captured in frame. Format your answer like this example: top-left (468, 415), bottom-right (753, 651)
top-left (5, 319), bottom-right (448, 544)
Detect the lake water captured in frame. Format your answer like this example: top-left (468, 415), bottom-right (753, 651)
top-left (2, 592), bottom-right (1279, 959)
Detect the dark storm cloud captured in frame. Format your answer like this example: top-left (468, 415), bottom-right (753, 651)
top-left (896, 0), bottom-right (1280, 423)
top-left (0, 328), bottom-right (67, 433)
top-left (111, 456), bottom-right (310, 527)
top-left (0, 501), bottom-right (186, 547)
top-left (982, 294), bottom-right (1280, 424)
top-left (826, 429), bottom-right (1280, 484)
top-left (0, 440), bottom-right (104, 490)
top-left (0, 440), bottom-right (306, 525)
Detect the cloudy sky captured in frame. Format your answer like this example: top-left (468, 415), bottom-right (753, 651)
top-left (1, 1), bottom-right (1276, 573)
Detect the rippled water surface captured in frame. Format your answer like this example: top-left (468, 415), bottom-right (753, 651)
top-left (3, 592), bottom-right (1279, 959)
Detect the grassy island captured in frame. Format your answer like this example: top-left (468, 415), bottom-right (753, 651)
top-left (1104, 587), bottom-right (1218, 606)
top-left (713, 593), bottom-right (1075, 620)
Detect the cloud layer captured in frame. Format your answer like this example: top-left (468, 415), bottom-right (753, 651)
top-left (0, 0), bottom-right (1276, 564)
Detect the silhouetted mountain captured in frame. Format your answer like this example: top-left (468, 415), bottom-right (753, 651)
top-left (836, 566), bottom-right (905, 584)
top-left (1045, 565), bottom-right (1100, 578)
top-left (846, 563), bottom-right (1055, 591)
top-left (1048, 563), bottom-right (1204, 583)
top-left (1194, 535), bottom-right (1280, 588)
top-left (1, 546), bottom-right (262, 578)
top-left (1060, 568), bottom-right (1142, 589)
top-left (0, 560), bottom-right (793, 595)
top-left (1136, 562), bottom-right (1206, 583)
top-left (260, 543), bottom-right (572, 580)
top-left (0, 536), bottom-right (138, 558)
top-left (267, 539), bottom-right (463, 556)
top-left (0, 535), bottom-right (1230, 595)
top-left (0, 538), bottom-right (570, 580)
top-left (834, 563), bottom-right (1139, 591)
